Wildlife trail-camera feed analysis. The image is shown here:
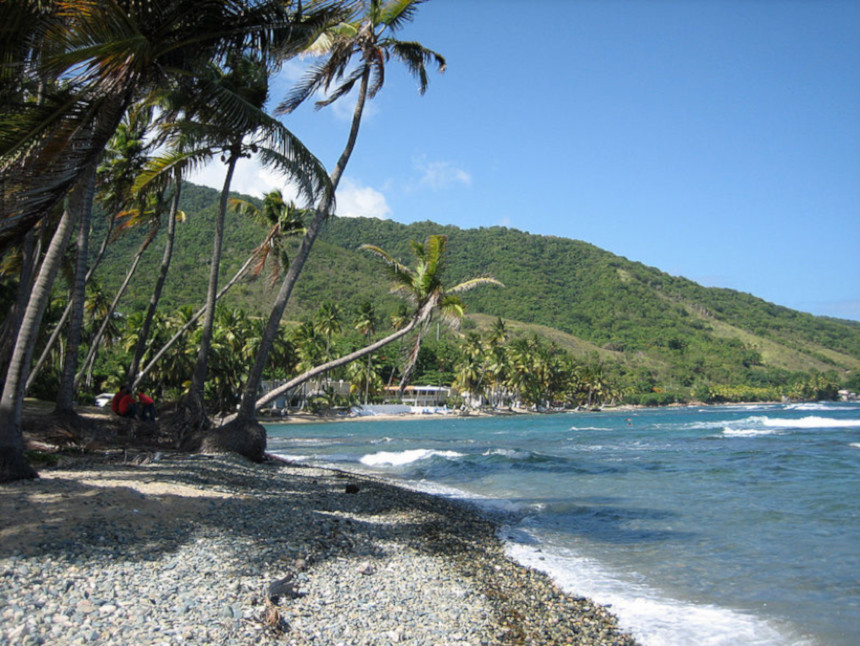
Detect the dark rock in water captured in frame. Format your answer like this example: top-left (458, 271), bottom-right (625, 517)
top-left (344, 483), bottom-right (360, 494)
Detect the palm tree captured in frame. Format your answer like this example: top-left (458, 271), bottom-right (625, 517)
top-left (76, 189), bottom-right (166, 389)
top-left (247, 234), bottom-right (502, 414)
top-left (452, 332), bottom-right (487, 408)
top-left (23, 106), bottom-right (149, 393)
top-left (53, 161), bottom-right (97, 419)
top-left (225, 0), bottom-right (446, 447)
top-left (0, 0), bottom-right (341, 253)
top-left (0, 202), bottom-right (75, 482)
top-left (314, 302), bottom-right (342, 384)
top-left (228, 190), bottom-right (308, 286)
top-left (125, 174), bottom-right (184, 385)
top-left (362, 235), bottom-right (502, 392)
top-left (0, 0), bottom-right (343, 480)
top-left (160, 52), bottom-right (329, 433)
top-left (354, 301), bottom-right (377, 404)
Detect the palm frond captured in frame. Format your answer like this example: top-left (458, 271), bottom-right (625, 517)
top-left (378, 0), bottom-right (424, 32)
top-left (388, 40), bottom-right (445, 94)
top-left (449, 276), bottom-right (505, 293)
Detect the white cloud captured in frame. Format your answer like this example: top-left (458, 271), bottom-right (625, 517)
top-left (413, 155), bottom-right (472, 190)
top-left (186, 157), bottom-right (308, 204)
top-left (187, 160), bottom-right (391, 219)
top-left (335, 177), bottom-right (391, 219)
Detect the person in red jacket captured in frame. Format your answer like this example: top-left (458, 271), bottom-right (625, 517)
top-left (111, 386), bottom-right (137, 418)
top-left (138, 391), bottom-right (156, 422)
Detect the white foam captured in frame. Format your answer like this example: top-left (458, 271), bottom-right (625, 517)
top-left (785, 403), bottom-right (836, 411)
top-left (722, 428), bottom-right (782, 438)
top-left (850, 443), bottom-right (860, 450)
top-left (359, 448), bottom-right (464, 467)
top-left (762, 416), bottom-right (860, 429)
top-left (503, 532), bottom-right (807, 646)
top-left (482, 448), bottom-right (531, 459)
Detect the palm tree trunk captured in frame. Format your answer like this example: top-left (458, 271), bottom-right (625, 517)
top-left (127, 178), bottom-right (181, 385)
top-left (132, 249), bottom-right (255, 391)
top-left (25, 206), bottom-right (116, 392)
top-left (247, 317), bottom-right (418, 415)
top-left (75, 226), bottom-right (156, 389)
top-left (0, 205), bottom-right (75, 482)
top-left (0, 229), bottom-right (38, 385)
top-left (55, 163), bottom-right (97, 412)
top-left (233, 66), bottom-right (371, 422)
top-left (184, 149), bottom-right (239, 428)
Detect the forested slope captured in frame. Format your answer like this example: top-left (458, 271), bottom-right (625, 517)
top-left (93, 182), bottom-right (860, 394)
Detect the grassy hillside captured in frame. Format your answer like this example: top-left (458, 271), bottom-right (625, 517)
top-left (92, 182), bottom-right (860, 394)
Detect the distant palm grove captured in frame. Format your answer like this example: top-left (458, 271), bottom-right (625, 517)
top-left (2, 1), bottom-right (859, 483)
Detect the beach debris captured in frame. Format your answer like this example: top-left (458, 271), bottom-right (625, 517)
top-left (266, 573), bottom-right (304, 603)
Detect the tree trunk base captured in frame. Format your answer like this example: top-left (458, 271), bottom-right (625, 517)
top-left (161, 400), bottom-right (211, 449)
top-left (184, 418), bottom-right (267, 463)
top-left (0, 447), bottom-right (38, 483)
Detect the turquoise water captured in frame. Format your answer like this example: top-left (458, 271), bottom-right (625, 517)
top-left (267, 403), bottom-right (860, 646)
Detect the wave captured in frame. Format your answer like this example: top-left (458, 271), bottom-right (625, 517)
top-left (503, 531), bottom-right (809, 646)
top-left (482, 448), bottom-right (532, 459)
top-left (722, 428), bottom-right (783, 438)
top-left (713, 415), bottom-right (860, 438)
top-left (785, 403), bottom-right (839, 411)
top-left (762, 416), bottom-right (860, 429)
top-left (359, 448), bottom-right (465, 467)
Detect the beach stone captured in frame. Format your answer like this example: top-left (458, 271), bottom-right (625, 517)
top-left (0, 454), bottom-right (639, 646)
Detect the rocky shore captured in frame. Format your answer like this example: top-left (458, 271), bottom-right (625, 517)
top-left (1, 452), bottom-right (639, 645)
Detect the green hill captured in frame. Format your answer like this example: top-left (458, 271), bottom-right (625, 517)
top-left (93, 182), bottom-right (860, 397)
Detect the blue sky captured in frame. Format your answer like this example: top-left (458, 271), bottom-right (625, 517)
top-left (190, 0), bottom-right (860, 321)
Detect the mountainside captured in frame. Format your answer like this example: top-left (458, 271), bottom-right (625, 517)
top-left (94, 182), bottom-right (860, 394)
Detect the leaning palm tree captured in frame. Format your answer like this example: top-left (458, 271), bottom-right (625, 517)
top-left (246, 234), bottom-right (503, 414)
top-left (215, 0), bottom-right (446, 459)
top-left (363, 235), bottom-right (503, 392)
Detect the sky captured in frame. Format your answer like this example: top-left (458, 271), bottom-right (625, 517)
top-left (189, 0), bottom-right (860, 322)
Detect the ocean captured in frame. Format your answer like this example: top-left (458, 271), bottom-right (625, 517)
top-left (266, 402), bottom-right (860, 646)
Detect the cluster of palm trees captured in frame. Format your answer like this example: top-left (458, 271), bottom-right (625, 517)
top-left (451, 320), bottom-right (623, 412)
top-left (0, 0), bottom-right (447, 482)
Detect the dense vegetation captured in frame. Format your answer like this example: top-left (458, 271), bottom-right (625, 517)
top-left (89, 181), bottom-right (860, 405)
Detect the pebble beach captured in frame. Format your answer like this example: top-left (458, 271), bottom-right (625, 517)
top-left (1, 452), bottom-right (639, 646)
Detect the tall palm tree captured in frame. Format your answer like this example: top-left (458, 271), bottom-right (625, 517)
top-left (159, 52), bottom-right (329, 433)
top-left (0, 202), bottom-right (75, 482)
top-left (0, 0), bottom-right (343, 481)
top-left (125, 174), bottom-right (184, 385)
top-left (314, 301), bottom-right (342, 386)
top-left (248, 234), bottom-right (502, 413)
top-left (53, 161), bottom-right (97, 418)
top-left (227, 0), bottom-right (446, 442)
top-left (0, 0), bottom-right (342, 253)
top-left (354, 301), bottom-right (377, 404)
top-left (76, 189), bottom-right (166, 389)
top-left (23, 106), bottom-right (149, 393)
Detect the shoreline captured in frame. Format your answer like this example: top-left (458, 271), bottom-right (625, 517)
top-left (1, 452), bottom-right (638, 645)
